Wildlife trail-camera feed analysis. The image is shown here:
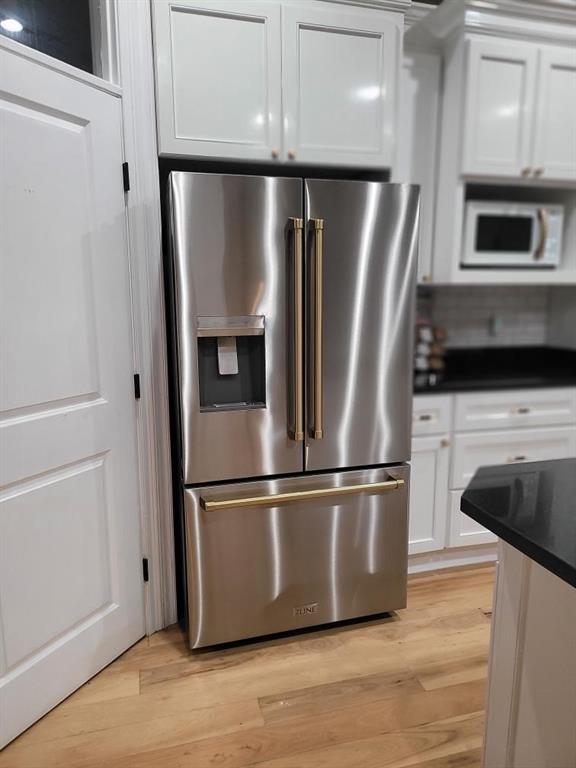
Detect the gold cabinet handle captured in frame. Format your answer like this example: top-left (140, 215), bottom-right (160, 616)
top-left (288, 150), bottom-right (296, 160)
top-left (534, 208), bottom-right (548, 261)
top-left (533, 167), bottom-right (544, 176)
top-left (311, 218), bottom-right (324, 440)
top-left (507, 455), bottom-right (528, 463)
top-left (521, 167), bottom-right (533, 177)
top-left (271, 148), bottom-right (279, 159)
top-left (290, 217), bottom-right (304, 441)
top-left (200, 478), bottom-right (405, 511)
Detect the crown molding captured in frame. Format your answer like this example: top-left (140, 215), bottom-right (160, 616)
top-left (404, 1), bottom-right (435, 28)
top-left (407, 0), bottom-right (576, 46)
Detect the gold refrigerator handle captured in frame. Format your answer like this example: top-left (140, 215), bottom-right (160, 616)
top-left (290, 217), bottom-right (304, 441)
top-left (534, 208), bottom-right (549, 261)
top-left (200, 478), bottom-right (405, 511)
top-left (311, 218), bottom-right (324, 439)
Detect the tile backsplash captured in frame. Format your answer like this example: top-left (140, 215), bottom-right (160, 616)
top-left (418, 286), bottom-right (550, 348)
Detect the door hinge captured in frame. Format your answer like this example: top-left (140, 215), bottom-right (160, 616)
top-left (142, 557), bottom-right (149, 583)
top-left (134, 373), bottom-right (141, 399)
top-left (122, 161), bottom-right (130, 193)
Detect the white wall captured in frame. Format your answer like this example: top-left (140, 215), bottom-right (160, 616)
top-left (547, 287), bottom-right (576, 350)
top-left (419, 286), bottom-right (550, 348)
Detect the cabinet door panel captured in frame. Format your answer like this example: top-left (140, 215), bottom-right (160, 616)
top-left (282, 2), bottom-right (400, 167)
top-left (462, 38), bottom-right (537, 177)
top-left (533, 46), bottom-right (576, 182)
top-left (152, 0), bottom-right (282, 160)
top-left (451, 426), bottom-right (576, 490)
top-left (409, 436), bottom-right (450, 555)
top-left (449, 490), bottom-right (497, 548)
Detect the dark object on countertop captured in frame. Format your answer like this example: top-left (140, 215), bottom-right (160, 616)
top-left (461, 459), bottom-right (576, 588)
top-left (414, 345), bottom-right (576, 394)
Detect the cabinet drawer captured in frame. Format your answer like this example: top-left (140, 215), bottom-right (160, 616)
top-left (454, 388), bottom-right (576, 433)
top-left (451, 426), bottom-right (576, 490)
top-left (448, 490), bottom-right (497, 548)
top-left (412, 395), bottom-right (452, 436)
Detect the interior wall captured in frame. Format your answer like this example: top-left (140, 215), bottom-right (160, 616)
top-left (547, 287), bottom-right (576, 350)
top-left (418, 286), bottom-right (551, 348)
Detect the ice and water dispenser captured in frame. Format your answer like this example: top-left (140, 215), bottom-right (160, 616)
top-left (197, 316), bottom-right (266, 411)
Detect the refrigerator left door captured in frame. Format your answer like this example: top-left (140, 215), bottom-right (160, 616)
top-left (168, 172), bottom-right (304, 484)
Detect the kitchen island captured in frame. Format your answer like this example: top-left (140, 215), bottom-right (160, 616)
top-left (462, 459), bottom-right (576, 768)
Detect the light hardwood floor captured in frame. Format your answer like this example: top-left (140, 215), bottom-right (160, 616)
top-left (0, 565), bottom-right (494, 768)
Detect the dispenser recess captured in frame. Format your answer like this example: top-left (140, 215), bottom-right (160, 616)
top-left (197, 316), bottom-right (266, 411)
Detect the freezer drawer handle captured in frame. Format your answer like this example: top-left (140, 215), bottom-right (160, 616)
top-left (200, 478), bottom-right (405, 511)
top-left (290, 217), bottom-right (304, 441)
top-left (311, 218), bottom-right (324, 439)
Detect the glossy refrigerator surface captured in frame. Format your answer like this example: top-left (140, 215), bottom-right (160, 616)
top-left (305, 180), bottom-right (419, 471)
top-left (185, 465), bottom-right (409, 648)
top-left (168, 172), bottom-right (303, 484)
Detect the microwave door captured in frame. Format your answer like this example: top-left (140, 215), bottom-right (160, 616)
top-left (304, 180), bottom-right (419, 472)
top-left (168, 172), bottom-right (304, 484)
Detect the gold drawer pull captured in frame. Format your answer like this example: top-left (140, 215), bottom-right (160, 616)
top-left (507, 455), bottom-right (527, 463)
top-left (200, 478), bottom-right (405, 511)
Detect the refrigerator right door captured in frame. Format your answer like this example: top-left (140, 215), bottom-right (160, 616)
top-left (305, 180), bottom-right (419, 472)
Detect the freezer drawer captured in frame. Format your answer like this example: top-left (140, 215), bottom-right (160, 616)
top-left (184, 465), bottom-right (409, 648)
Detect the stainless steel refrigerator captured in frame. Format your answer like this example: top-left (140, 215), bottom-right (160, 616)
top-left (167, 171), bottom-right (419, 649)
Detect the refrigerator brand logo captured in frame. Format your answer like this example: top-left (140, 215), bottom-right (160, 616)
top-left (293, 602), bottom-right (319, 617)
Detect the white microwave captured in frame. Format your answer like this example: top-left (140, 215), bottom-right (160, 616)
top-left (463, 201), bottom-right (564, 268)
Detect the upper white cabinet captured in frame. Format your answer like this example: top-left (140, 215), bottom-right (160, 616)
top-left (152, 0), bottom-right (282, 161)
top-left (533, 45), bottom-right (576, 181)
top-left (281, 2), bottom-right (400, 167)
top-left (462, 38), bottom-right (537, 178)
top-left (462, 37), bottom-right (576, 182)
top-left (151, 0), bottom-right (405, 165)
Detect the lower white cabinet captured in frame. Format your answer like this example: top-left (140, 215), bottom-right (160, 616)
top-left (448, 490), bottom-right (497, 547)
top-left (451, 426), bottom-right (576, 491)
top-left (409, 435), bottom-right (450, 554)
top-left (411, 388), bottom-right (576, 556)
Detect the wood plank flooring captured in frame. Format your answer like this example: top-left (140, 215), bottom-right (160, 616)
top-left (0, 564), bottom-right (494, 768)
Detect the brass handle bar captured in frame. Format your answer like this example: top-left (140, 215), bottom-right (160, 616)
top-left (290, 217), bottom-right (304, 441)
top-left (534, 208), bottom-right (548, 261)
top-left (311, 218), bottom-right (324, 440)
top-left (200, 478), bottom-right (405, 512)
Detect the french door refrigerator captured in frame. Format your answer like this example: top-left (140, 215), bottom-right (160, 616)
top-left (167, 171), bottom-right (419, 648)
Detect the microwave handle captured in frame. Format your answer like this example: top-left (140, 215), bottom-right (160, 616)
top-left (534, 208), bottom-right (549, 261)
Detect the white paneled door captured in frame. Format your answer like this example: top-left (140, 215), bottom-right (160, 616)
top-left (0, 46), bottom-right (144, 746)
top-left (462, 38), bottom-right (537, 177)
top-left (282, 1), bottom-right (399, 167)
top-left (152, 0), bottom-right (282, 161)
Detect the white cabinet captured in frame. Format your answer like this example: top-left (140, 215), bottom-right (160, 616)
top-left (448, 490), bottom-right (497, 547)
top-left (152, 0), bottom-right (402, 166)
top-left (462, 37), bottom-right (576, 182)
top-left (409, 435), bottom-right (450, 554)
top-left (454, 388), bottom-right (576, 433)
top-left (451, 426), bottom-right (576, 496)
top-left (462, 37), bottom-right (537, 178)
top-left (412, 393), bottom-right (452, 437)
top-left (282, 2), bottom-right (400, 167)
top-left (152, 0), bottom-right (282, 161)
top-left (533, 45), bottom-right (576, 181)
top-left (395, 52), bottom-right (441, 282)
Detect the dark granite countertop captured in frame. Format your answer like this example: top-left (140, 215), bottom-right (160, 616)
top-left (461, 459), bottom-right (576, 588)
top-left (415, 346), bottom-right (576, 394)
